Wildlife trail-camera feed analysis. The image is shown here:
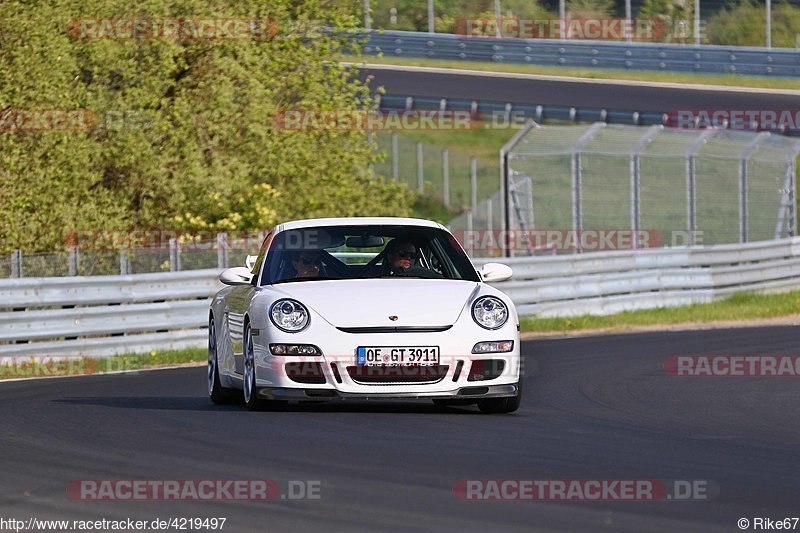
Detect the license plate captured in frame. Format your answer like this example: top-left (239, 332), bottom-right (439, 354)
top-left (356, 346), bottom-right (440, 366)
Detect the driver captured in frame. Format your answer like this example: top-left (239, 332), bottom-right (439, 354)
top-left (291, 250), bottom-right (323, 278)
top-left (382, 239), bottom-right (441, 278)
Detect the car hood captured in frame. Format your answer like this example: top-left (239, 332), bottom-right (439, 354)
top-left (275, 279), bottom-right (480, 328)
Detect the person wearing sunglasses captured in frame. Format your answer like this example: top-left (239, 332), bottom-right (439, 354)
top-left (291, 250), bottom-right (324, 278)
top-left (382, 238), bottom-right (442, 278)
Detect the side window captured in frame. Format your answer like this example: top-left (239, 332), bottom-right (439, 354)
top-left (251, 230), bottom-right (274, 281)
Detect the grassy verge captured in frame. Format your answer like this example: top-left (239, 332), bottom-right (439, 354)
top-left (0, 347), bottom-right (207, 381)
top-left (521, 290), bottom-right (800, 335)
top-left (351, 56), bottom-right (800, 91)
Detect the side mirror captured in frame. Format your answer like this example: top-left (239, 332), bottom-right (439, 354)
top-left (478, 262), bottom-right (513, 283)
top-left (219, 266), bottom-right (253, 286)
top-left (245, 255), bottom-right (258, 270)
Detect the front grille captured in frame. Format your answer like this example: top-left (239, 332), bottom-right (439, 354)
top-left (337, 325), bottom-right (452, 334)
top-left (346, 364), bottom-right (449, 384)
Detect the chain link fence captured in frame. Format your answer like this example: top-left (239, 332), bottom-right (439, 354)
top-left (1, 233), bottom-right (264, 278)
top-left (372, 131), bottom-right (500, 211)
top-left (469, 122), bottom-right (800, 257)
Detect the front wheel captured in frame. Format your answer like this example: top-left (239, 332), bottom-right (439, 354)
top-left (477, 379), bottom-right (523, 414)
top-left (243, 323), bottom-right (287, 411)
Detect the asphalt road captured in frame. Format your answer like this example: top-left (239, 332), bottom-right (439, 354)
top-left (2, 326), bottom-right (799, 532)
top-left (360, 66), bottom-right (800, 113)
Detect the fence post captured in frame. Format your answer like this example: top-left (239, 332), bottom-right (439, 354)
top-left (631, 126), bottom-right (661, 249)
top-left (470, 156), bottom-right (477, 211)
top-left (11, 250), bottom-right (22, 278)
top-left (416, 141), bottom-right (424, 193)
top-left (738, 132), bottom-right (769, 243)
top-left (466, 211), bottom-right (474, 256)
top-left (68, 246), bottom-right (79, 276)
top-left (169, 238), bottom-right (181, 272)
top-left (217, 233), bottom-right (229, 270)
top-left (686, 130), bottom-right (715, 246)
top-left (119, 249), bottom-right (129, 275)
top-left (391, 133), bottom-right (399, 183)
top-left (442, 149), bottom-right (450, 208)
top-left (367, 132), bottom-right (374, 176)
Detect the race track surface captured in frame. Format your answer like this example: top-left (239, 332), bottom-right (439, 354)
top-left (361, 67), bottom-right (800, 113)
top-left (2, 326), bottom-right (799, 532)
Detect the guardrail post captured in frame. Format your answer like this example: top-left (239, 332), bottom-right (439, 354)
top-left (416, 141), bottom-right (424, 193)
top-left (442, 149), bottom-right (450, 208)
top-left (68, 246), bottom-right (79, 276)
top-left (216, 233), bottom-right (229, 269)
top-left (11, 250), bottom-right (22, 278)
top-left (119, 249), bottom-right (130, 275)
top-left (169, 238), bottom-right (181, 272)
top-left (391, 133), bottom-right (399, 183)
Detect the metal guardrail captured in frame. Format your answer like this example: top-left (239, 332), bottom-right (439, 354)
top-left (378, 94), bottom-right (667, 128)
top-left (476, 236), bottom-right (800, 316)
top-left (359, 30), bottom-right (800, 77)
top-left (0, 270), bottom-right (221, 356)
top-left (2, 237), bottom-right (800, 356)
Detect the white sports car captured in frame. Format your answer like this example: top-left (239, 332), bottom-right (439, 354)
top-left (207, 217), bottom-right (522, 413)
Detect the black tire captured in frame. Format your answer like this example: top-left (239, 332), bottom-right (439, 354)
top-left (208, 317), bottom-right (238, 405)
top-left (432, 399), bottom-right (478, 407)
top-left (243, 323), bottom-right (287, 411)
top-left (477, 378), bottom-right (523, 414)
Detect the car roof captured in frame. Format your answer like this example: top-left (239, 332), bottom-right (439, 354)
top-left (277, 217), bottom-right (446, 232)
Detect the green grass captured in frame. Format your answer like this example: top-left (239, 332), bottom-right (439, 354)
top-left (521, 290), bottom-right (800, 335)
top-left (351, 56), bottom-right (800, 91)
top-left (373, 128), bottom-right (513, 217)
top-left (0, 347), bottom-right (206, 380)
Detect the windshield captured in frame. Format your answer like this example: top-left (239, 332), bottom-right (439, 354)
top-left (260, 225), bottom-right (480, 285)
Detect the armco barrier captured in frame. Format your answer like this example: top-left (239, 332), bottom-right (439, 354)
top-left (358, 30), bottom-right (800, 77)
top-left (1, 238), bottom-right (799, 357)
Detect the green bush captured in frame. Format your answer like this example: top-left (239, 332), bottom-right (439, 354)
top-left (0, 0), bottom-right (413, 254)
top-left (706, 0), bottom-right (800, 47)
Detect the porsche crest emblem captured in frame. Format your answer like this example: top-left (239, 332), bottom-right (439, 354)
top-left (388, 315), bottom-right (399, 321)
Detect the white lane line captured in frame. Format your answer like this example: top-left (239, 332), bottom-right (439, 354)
top-left (342, 61), bottom-right (800, 96)
top-left (0, 362), bottom-right (205, 384)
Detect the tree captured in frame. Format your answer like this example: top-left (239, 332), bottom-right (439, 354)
top-left (0, 0), bottom-right (413, 254)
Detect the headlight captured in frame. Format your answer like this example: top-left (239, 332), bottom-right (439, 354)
top-left (269, 299), bottom-right (309, 332)
top-left (471, 296), bottom-right (508, 330)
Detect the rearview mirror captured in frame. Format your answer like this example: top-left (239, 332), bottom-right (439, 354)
top-left (478, 263), bottom-right (513, 283)
top-left (219, 267), bottom-right (253, 286)
top-left (345, 235), bottom-right (385, 248)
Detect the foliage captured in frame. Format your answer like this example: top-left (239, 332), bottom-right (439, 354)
top-left (706, 0), bottom-right (800, 47)
top-left (0, 0), bottom-right (413, 254)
